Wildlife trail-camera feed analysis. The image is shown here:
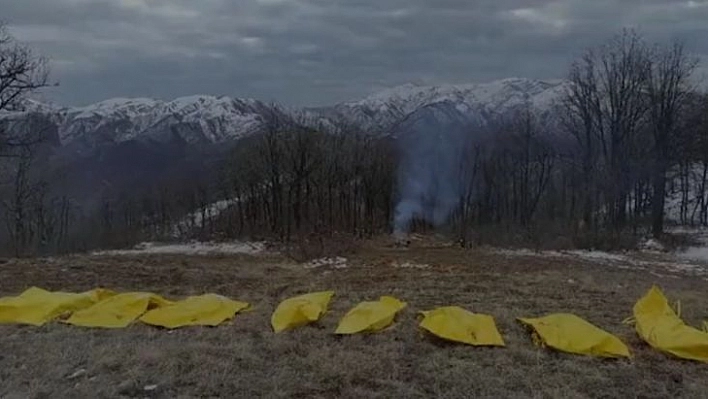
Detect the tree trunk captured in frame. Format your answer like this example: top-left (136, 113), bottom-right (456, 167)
top-left (652, 161), bottom-right (667, 238)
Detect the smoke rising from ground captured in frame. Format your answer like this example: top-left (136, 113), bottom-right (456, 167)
top-left (392, 102), bottom-right (472, 235)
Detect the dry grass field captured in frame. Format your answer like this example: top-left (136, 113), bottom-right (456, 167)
top-left (2, 238), bottom-right (708, 398)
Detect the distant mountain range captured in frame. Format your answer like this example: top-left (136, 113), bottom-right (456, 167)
top-left (2, 77), bottom-right (568, 149)
top-left (313, 78), bottom-right (566, 134)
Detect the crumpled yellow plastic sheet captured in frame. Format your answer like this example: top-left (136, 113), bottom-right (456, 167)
top-left (632, 285), bottom-right (708, 363)
top-left (140, 294), bottom-right (250, 329)
top-left (335, 296), bottom-right (406, 334)
top-left (271, 291), bottom-right (334, 333)
top-left (518, 313), bottom-right (630, 358)
top-left (66, 292), bottom-right (173, 328)
top-left (0, 287), bottom-right (115, 326)
top-left (419, 306), bottom-right (505, 347)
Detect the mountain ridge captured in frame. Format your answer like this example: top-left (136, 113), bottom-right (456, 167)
top-left (3, 77), bottom-right (569, 148)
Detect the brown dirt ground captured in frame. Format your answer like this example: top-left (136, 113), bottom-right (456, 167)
top-left (2, 240), bottom-right (708, 398)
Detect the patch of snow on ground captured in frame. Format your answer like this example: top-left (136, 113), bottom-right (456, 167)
top-left (393, 261), bottom-right (431, 269)
top-left (496, 248), bottom-right (638, 267)
top-left (303, 257), bottom-right (348, 269)
top-left (666, 226), bottom-right (708, 265)
top-left (662, 260), bottom-right (708, 274)
top-left (639, 238), bottom-right (666, 252)
top-left (563, 250), bottom-right (629, 263)
top-left (493, 247), bottom-right (630, 263)
top-left (494, 242), bottom-right (708, 278)
top-left (679, 246), bottom-right (708, 263)
top-left (93, 241), bottom-right (266, 256)
top-left (492, 248), bottom-right (558, 257)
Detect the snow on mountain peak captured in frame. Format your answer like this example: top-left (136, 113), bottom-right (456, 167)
top-left (4, 77), bottom-right (568, 147)
top-left (334, 77), bottom-right (567, 132)
top-left (69, 97), bottom-right (160, 119)
top-left (46, 94), bottom-right (272, 145)
top-left (350, 78), bottom-right (564, 108)
top-left (167, 95), bottom-right (220, 110)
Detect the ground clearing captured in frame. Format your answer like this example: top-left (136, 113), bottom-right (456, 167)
top-left (2, 240), bottom-right (708, 398)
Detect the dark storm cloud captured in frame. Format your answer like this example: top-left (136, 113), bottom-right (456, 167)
top-left (1, 0), bottom-right (707, 106)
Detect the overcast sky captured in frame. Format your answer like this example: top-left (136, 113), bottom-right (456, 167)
top-left (2, 0), bottom-right (707, 107)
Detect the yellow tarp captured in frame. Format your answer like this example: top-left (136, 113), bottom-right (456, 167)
top-left (140, 294), bottom-right (249, 329)
top-left (633, 285), bottom-right (708, 362)
top-left (65, 292), bottom-right (173, 328)
top-left (518, 313), bottom-right (630, 358)
top-left (0, 287), bottom-right (115, 326)
top-left (271, 291), bottom-right (334, 333)
top-left (419, 306), bottom-right (505, 347)
top-left (335, 296), bottom-right (406, 334)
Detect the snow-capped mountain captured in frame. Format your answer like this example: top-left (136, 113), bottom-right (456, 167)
top-left (3, 95), bottom-right (284, 149)
top-left (2, 77), bottom-right (568, 149)
top-left (318, 78), bottom-right (567, 133)
top-left (65, 95), bottom-right (282, 146)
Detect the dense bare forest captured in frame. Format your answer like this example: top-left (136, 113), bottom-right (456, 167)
top-left (1, 27), bottom-right (707, 257)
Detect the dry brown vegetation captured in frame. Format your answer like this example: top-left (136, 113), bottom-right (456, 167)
top-left (2, 239), bottom-right (708, 398)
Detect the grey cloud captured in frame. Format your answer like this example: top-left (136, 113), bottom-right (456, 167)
top-left (1, 0), bottom-right (707, 106)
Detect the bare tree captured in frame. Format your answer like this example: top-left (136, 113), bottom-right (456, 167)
top-left (563, 29), bottom-right (652, 229)
top-left (0, 131), bottom-right (59, 256)
top-left (563, 52), bottom-right (602, 228)
top-left (645, 41), bottom-right (698, 237)
top-left (0, 23), bottom-right (56, 255)
top-left (0, 23), bottom-right (51, 151)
